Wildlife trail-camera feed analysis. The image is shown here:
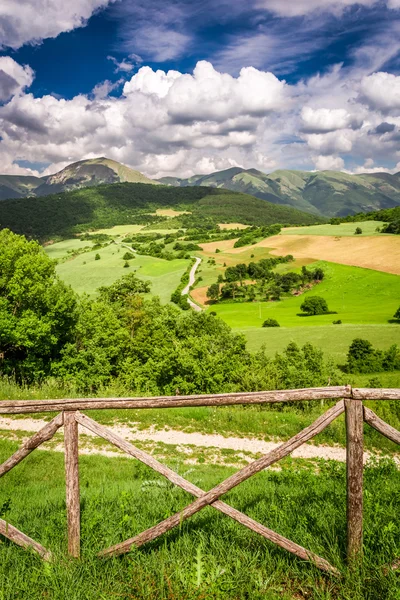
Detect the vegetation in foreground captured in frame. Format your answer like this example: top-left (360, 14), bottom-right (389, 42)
top-left (0, 440), bottom-right (399, 600)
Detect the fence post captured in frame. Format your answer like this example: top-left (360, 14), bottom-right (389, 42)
top-left (345, 398), bottom-right (363, 564)
top-left (64, 411), bottom-right (80, 558)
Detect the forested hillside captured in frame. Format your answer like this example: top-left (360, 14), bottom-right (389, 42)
top-left (0, 182), bottom-right (322, 240)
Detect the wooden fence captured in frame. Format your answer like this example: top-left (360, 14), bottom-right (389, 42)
top-left (0, 385), bottom-right (399, 576)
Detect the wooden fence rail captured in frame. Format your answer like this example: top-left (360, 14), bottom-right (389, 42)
top-left (0, 386), bottom-right (399, 576)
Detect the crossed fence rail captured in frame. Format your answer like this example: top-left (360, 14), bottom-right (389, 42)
top-left (0, 385), bottom-right (399, 576)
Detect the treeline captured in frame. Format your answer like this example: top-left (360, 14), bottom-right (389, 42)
top-left (233, 224), bottom-right (281, 248)
top-left (0, 183), bottom-right (322, 242)
top-left (207, 261), bottom-right (324, 303)
top-left (330, 206), bottom-right (400, 233)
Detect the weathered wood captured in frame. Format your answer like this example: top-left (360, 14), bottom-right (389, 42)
top-left (0, 518), bottom-right (51, 560)
top-left (99, 400), bottom-right (345, 557)
top-left (0, 413), bottom-right (64, 478)
top-left (352, 388), bottom-right (400, 401)
top-left (363, 407), bottom-right (400, 446)
top-left (76, 412), bottom-right (339, 574)
top-left (64, 411), bottom-right (80, 558)
top-left (0, 386), bottom-right (350, 414)
top-left (345, 399), bottom-right (364, 563)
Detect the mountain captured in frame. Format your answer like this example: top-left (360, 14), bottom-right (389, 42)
top-left (0, 157), bottom-right (156, 200)
top-left (0, 174), bottom-right (44, 201)
top-left (157, 168), bottom-right (400, 218)
top-left (0, 182), bottom-right (322, 241)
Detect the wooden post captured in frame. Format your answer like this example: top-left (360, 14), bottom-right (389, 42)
top-left (64, 411), bottom-right (80, 558)
top-left (345, 399), bottom-right (363, 564)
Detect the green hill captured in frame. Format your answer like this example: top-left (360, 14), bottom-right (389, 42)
top-left (0, 174), bottom-right (44, 200)
top-left (158, 168), bottom-right (400, 218)
top-left (0, 157), bottom-right (156, 200)
top-left (0, 182), bottom-right (322, 241)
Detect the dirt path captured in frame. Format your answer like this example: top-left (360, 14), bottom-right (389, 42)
top-left (182, 256), bottom-right (202, 312)
top-left (1, 416), bottom-right (395, 465)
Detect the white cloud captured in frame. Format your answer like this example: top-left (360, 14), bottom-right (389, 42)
top-left (256, 0), bottom-right (394, 17)
top-left (359, 72), bottom-right (400, 112)
top-left (312, 155), bottom-right (345, 170)
top-left (0, 0), bottom-right (114, 49)
top-left (0, 57), bottom-right (34, 101)
top-left (301, 107), bottom-right (363, 133)
top-left (1, 59), bottom-right (400, 179)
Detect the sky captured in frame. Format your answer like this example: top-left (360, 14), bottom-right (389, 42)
top-left (1, 0), bottom-right (400, 179)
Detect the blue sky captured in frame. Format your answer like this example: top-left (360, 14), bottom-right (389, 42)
top-left (1, 0), bottom-right (400, 177)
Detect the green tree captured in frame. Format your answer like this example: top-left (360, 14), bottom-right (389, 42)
top-left (354, 227), bottom-right (362, 235)
top-left (300, 296), bottom-right (329, 315)
top-left (206, 283), bottom-right (220, 302)
top-left (262, 318), bottom-right (280, 327)
top-left (95, 253), bottom-right (101, 260)
top-left (394, 306), bottom-right (400, 321)
top-left (0, 229), bottom-right (77, 382)
top-left (122, 251), bottom-right (135, 260)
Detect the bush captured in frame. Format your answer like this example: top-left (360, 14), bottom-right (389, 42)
top-left (300, 296), bottom-right (330, 315)
top-left (394, 306), bottom-right (400, 321)
top-left (95, 253), bottom-right (101, 260)
top-left (122, 251), bottom-right (134, 260)
top-left (345, 338), bottom-right (400, 373)
top-left (123, 261), bottom-right (129, 268)
top-left (332, 319), bottom-right (342, 324)
top-left (262, 318), bottom-right (280, 327)
top-left (355, 227), bottom-right (362, 235)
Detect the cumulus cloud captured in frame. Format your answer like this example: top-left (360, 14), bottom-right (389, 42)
top-left (0, 57), bottom-right (34, 102)
top-left (301, 107), bottom-right (363, 133)
top-left (0, 0), bottom-right (114, 49)
top-left (359, 72), bottom-right (400, 112)
top-left (1, 59), bottom-right (400, 179)
top-left (312, 154), bottom-right (345, 170)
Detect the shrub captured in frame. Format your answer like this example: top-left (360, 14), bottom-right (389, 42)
top-left (394, 306), bottom-right (400, 321)
top-left (123, 261), bottom-right (129, 268)
top-left (95, 253), bottom-right (100, 260)
top-left (215, 248), bottom-right (221, 253)
top-left (262, 318), bottom-right (280, 327)
top-left (300, 296), bottom-right (329, 315)
top-left (355, 227), bottom-right (362, 235)
top-left (332, 319), bottom-right (342, 324)
top-left (122, 251), bottom-right (134, 260)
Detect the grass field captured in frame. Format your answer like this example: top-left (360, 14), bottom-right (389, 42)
top-left (242, 323), bottom-right (400, 365)
top-left (207, 261), bottom-right (400, 327)
top-left (0, 439), bottom-right (399, 599)
top-left (54, 243), bottom-right (189, 301)
top-left (282, 221), bottom-right (387, 237)
top-left (44, 238), bottom-right (93, 260)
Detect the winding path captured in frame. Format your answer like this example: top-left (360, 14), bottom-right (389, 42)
top-left (182, 256), bottom-right (202, 312)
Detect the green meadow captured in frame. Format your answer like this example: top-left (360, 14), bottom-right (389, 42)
top-left (208, 261), bottom-right (400, 328)
top-left (0, 439), bottom-right (399, 600)
top-left (282, 221), bottom-right (387, 236)
top-left (52, 242), bottom-right (189, 302)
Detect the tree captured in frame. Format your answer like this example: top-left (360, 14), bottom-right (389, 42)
top-left (0, 229), bottom-right (77, 383)
top-left (122, 251), bottom-right (134, 260)
top-left (300, 296), bottom-right (329, 315)
top-left (394, 306), bottom-right (400, 321)
top-left (98, 273), bottom-right (151, 303)
top-left (95, 253), bottom-right (101, 260)
top-left (206, 283), bottom-right (220, 302)
top-left (354, 227), bottom-right (362, 235)
top-left (123, 261), bottom-right (130, 268)
top-left (262, 318), bottom-right (280, 327)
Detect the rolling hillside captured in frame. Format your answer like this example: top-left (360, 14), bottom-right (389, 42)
top-left (158, 167), bottom-right (400, 218)
top-left (0, 182), bottom-right (322, 240)
top-left (0, 157), bottom-right (155, 200)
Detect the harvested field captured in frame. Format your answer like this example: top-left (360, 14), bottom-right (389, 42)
top-left (218, 222), bottom-right (249, 230)
top-left (155, 208), bottom-right (190, 217)
top-left (249, 234), bottom-right (400, 275)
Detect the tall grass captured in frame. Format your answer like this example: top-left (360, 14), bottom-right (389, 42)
top-left (0, 440), bottom-right (399, 599)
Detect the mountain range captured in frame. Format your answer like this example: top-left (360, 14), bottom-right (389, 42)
top-left (2, 157), bottom-right (400, 218)
top-left (158, 167), bottom-right (400, 218)
top-left (0, 157), bottom-right (155, 201)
